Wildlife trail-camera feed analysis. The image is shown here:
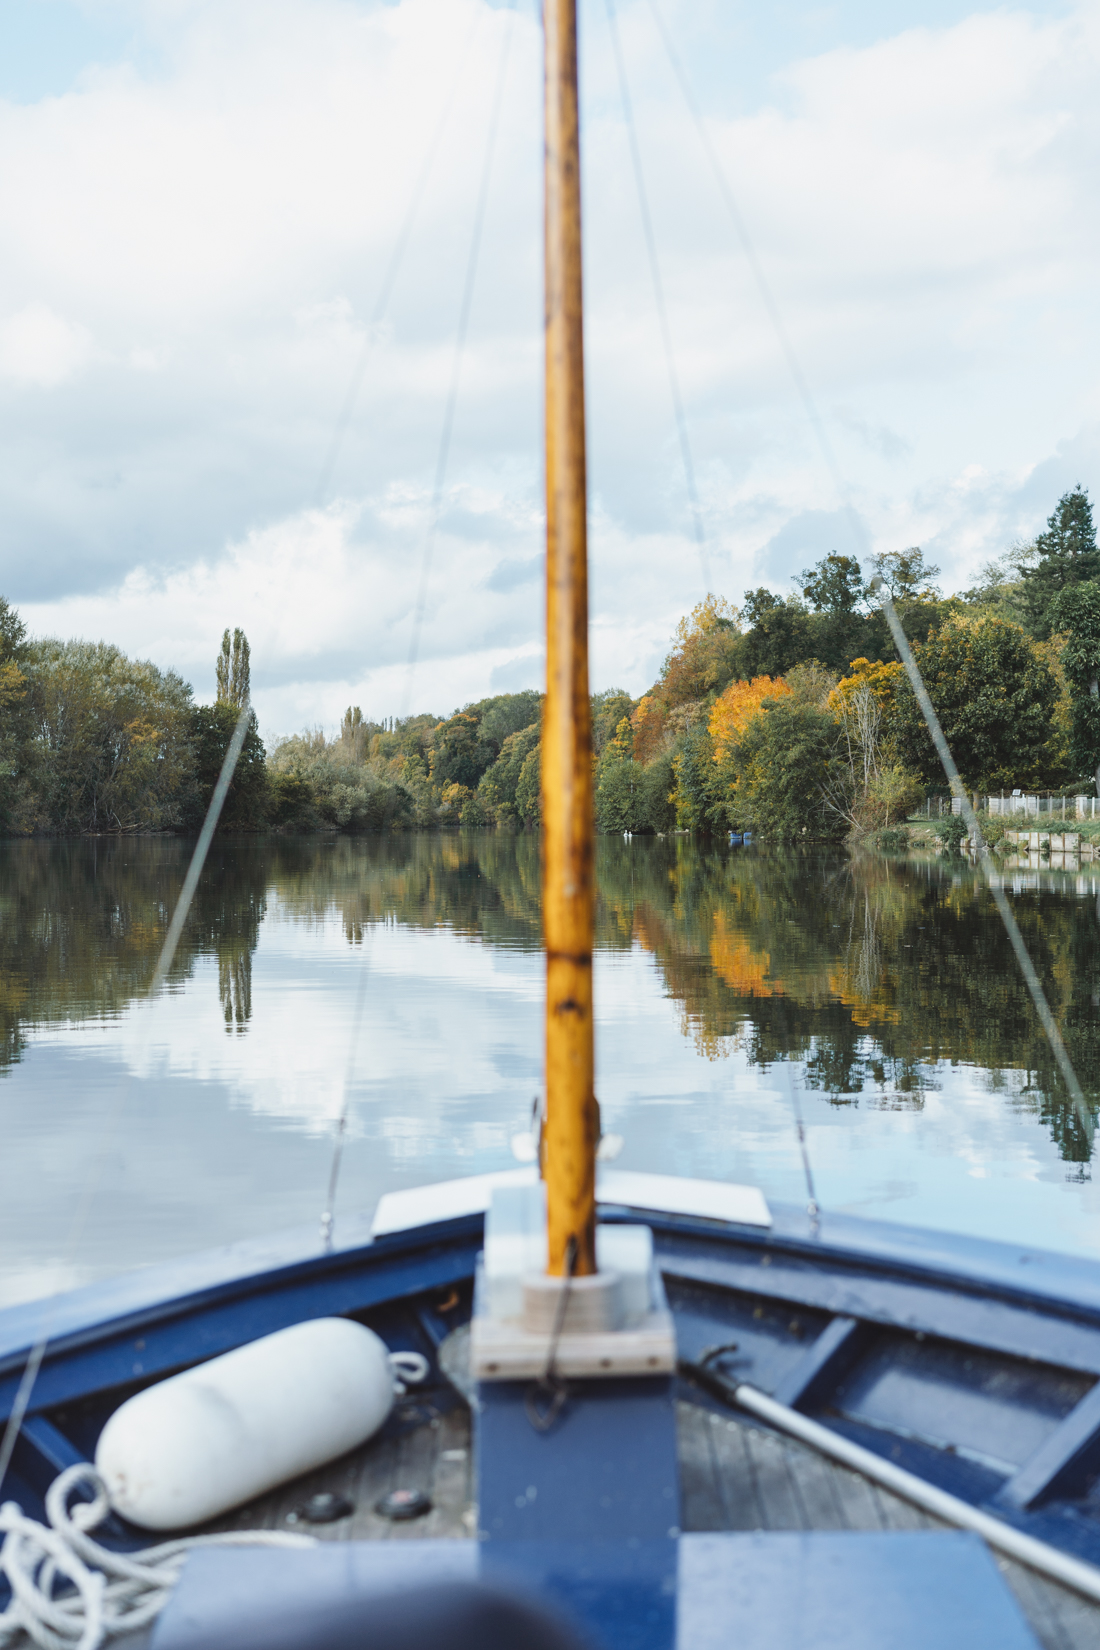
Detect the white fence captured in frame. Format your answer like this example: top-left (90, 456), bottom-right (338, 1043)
top-left (985, 795), bottom-right (1098, 820)
top-left (921, 794), bottom-right (1096, 819)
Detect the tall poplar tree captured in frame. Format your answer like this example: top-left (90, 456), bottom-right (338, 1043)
top-left (216, 628), bottom-right (251, 707)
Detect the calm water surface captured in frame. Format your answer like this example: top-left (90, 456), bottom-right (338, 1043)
top-left (3, 833), bottom-right (1100, 1307)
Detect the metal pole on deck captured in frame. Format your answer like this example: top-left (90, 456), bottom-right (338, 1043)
top-left (542, 0), bottom-right (598, 1277)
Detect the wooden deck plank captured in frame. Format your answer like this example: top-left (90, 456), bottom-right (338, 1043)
top-left (739, 1422), bottom-right (808, 1531)
top-left (675, 1403), bottom-right (727, 1532)
top-left (702, 1410), bottom-right (765, 1531)
top-left (389, 1413), bottom-right (446, 1541)
top-left (682, 1402), bottom-right (1100, 1650)
top-left (147, 1390), bottom-right (1100, 1650)
top-left (997, 1560), bottom-right (1076, 1650)
top-left (776, 1436), bottom-right (850, 1532)
top-left (423, 1407), bottom-right (473, 1539)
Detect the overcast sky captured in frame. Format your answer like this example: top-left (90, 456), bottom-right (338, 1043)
top-left (1, 0), bottom-right (1096, 735)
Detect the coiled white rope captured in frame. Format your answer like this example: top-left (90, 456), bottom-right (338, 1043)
top-left (0, 1464), bottom-right (316, 1650)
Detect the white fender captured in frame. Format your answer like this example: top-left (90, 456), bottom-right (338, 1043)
top-left (95, 1318), bottom-right (398, 1530)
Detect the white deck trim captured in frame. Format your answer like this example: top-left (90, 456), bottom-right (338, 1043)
top-left (371, 1167), bottom-right (770, 1237)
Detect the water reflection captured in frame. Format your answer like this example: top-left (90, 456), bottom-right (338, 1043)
top-left (2, 834), bottom-right (1098, 1172)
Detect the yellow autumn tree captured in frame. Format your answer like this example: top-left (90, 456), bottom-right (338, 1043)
top-left (825, 657), bottom-right (920, 833)
top-left (827, 657), bottom-right (904, 720)
top-left (708, 675), bottom-right (790, 762)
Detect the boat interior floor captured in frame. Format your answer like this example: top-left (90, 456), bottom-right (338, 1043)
top-left (179, 1388), bottom-right (1100, 1650)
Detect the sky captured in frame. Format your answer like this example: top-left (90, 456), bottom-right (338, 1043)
top-left (1, 0), bottom-right (1097, 737)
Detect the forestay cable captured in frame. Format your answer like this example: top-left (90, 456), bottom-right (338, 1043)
top-left (319, 4), bottom-right (519, 1246)
top-left (603, 0), bottom-right (710, 593)
top-left (312, 6), bottom-right (485, 505)
top-left (873, 580), bottom-right (1094, 1146)
top-left (0, 704), bottom-right (255, 1502)
top-left (402, 0), bottom-right (518, 706)
top-left (643, 0), bottom-right (868, 559)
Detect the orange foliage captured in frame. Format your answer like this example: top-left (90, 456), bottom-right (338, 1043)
top-left (708, 675), bottom-right (790, 761)
top-left (656, 595), bottom-right (741, 712)
top-left (827, 964), bottom-right (901, 1028)
top-left (631, 694), bottom-right (667, 765)
top-left (709, 913), bottom-right (784, 998)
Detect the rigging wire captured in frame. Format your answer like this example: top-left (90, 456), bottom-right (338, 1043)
top-left (603, 0), bottom-right (710, 594)
top-left (642, 0), bottom-right (868, 561)
top-left (319, 933), bottom-right (372, 1248)
top-left (402, 0), bottom-right (518, 713)
top-left (0, 705), bottom-right (255, 1501)
top-left (874, 579), bottom-right (1094, 1145)
top-left (784, 1062), bottom-right (821, 1235)
top-left (319, 1), bottom-right (519, 1247)
top-left (312, 6), bottom-right (486, 506)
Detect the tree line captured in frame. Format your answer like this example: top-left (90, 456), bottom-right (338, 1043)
top-left (594, 486), bottom-right (1100, 841)
top-left (0, 613), bottom-right (269, 835)
top-left (4, 483), bottom-right (1099, 839)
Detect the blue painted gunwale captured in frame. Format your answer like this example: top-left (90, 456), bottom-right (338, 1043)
top-left (5, 1193), bottom-right (1100, 1567)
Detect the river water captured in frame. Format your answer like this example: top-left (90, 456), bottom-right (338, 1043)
top-left (2, 832), bottom-right (1100, 1308)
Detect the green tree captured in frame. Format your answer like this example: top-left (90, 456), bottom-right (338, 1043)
top-left (470, 690), bottom-right (541, 753)
top-left (1050, 580), bottom-right (1100, 795)
top-left (515, 741), bottom-right (541, 825)
top-left (596, 758), bottom-right (644, 832)
top-left (866, 548), bottom-right (941, 603)
top-left (736, 594), bottom-right (814, 678)
top-left (0, 597), bottom-right (30, 829)
top-left (1020, 488), bottom-right (1100, 639)
top-left (431, 711), bottom-right (491, 793)
top-left (799, 554), bottom-right (865, 614)
top-left (478, 724), bottom-right (541, 824)
top-left (184, 703), bottom-right (268, 831)
top-left (734, 700), bottom-right (842, 840)
top-left (25, 641), bottom-right (195, 833)
top-left (592, 689), bottom-right (633, 756)
top-left (893, 615), bottom-right (1060, 790)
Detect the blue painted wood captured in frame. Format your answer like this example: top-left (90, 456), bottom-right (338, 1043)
top-left (3, 1194), bottom-right (1100, 1577)
top-left (819, 1412), bottom-right (1010, 1505)
top-left (830, 1327), bottom-right (1089, 1474)
top-left (151, 1532), bottom-right (1041, 1650)
top-left (483, 1539), bottom-right (676, 1650)
top-left (0, 1233), bottom-right (481, 1424)
top-left (152, 1543), bottom-right (478, 1650)
top-left (476, 1377), bottom-right (680, 1544)
top-left (677, 1532), bottom-right (1040, 1649)
top-left (772, 1315), bottom-right (861, 1409)
top-left (657, 1239), bottom-right (1100, 1375)
top-left (14, 1415), bottom-right (87, 1484)
top-left (996, 1379), bottom-right (1100, 1510)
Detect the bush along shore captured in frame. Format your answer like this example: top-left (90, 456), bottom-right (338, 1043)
top-left (8, 487), bottom-right (1100, 841)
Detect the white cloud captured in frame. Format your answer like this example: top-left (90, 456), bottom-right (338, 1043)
top-left (5, 0), bottom-right (1100, 712)
top-left (0, 301), bottom-right (92, 385)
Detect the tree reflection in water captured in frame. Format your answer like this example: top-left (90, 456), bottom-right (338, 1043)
top-left (1, 833), bottom-right (1098, 1166)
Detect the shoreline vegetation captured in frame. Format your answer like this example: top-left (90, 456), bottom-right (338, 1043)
top-left (6, 486), bottom-right (1100, 845)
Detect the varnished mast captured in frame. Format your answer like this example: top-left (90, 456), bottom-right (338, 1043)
top-left (542, 0), bottom-right (598, 1277)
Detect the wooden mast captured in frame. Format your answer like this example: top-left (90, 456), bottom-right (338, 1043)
top-left (542, 0), bottom-right (597, 1278)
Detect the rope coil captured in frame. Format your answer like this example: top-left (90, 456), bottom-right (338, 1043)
top-left (0, 1464), bottom-right (314, 1650)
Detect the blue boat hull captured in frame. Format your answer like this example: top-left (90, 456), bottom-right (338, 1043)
top-left (4, 1187), bottom-right (1100, 1645)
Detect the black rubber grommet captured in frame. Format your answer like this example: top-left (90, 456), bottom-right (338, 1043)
top-left (376, 1487), bottom-right (432, 1522)
top-left (293, 1491), bottom-right (354, 1524)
